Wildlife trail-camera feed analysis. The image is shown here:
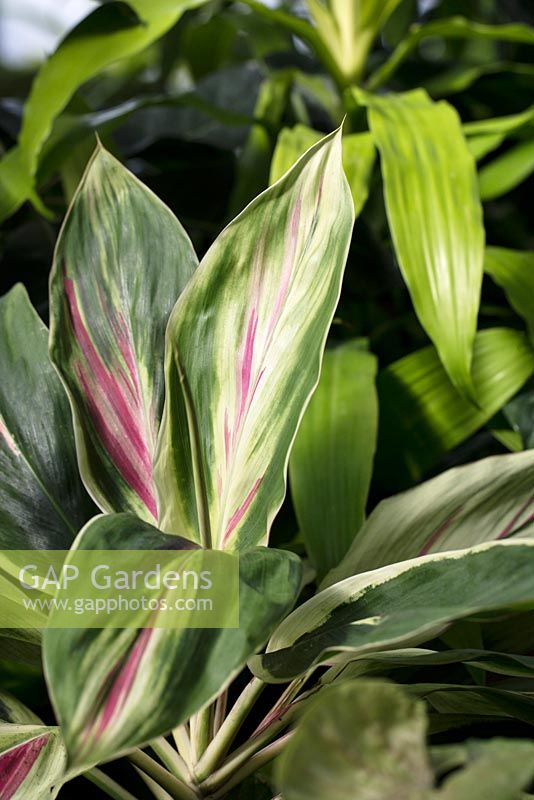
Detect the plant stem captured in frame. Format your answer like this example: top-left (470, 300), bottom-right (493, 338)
top-left (133, 766), bottom-right (173, 800)
top-left (213, 690), bottom-right (228, 735)
top-left (151, 737), bottom-right (191, 783)
top-left (190, 705), bottom-right (213, 763)
top-left (173, 725), bottom-right (193, 769)
top-left (128, 749), bottom-right (199, 800)
top-left (206, 732), bottom-right (294, 799)
top-left (194, 676), bottom-right (265, 781)
top-left (85, 767), bottom-right (140, 800)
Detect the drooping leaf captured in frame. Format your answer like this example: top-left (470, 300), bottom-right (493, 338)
top-left (0, 693), bottom-right (40, 725)
top-left (277, 680), bottom-right (432, 800)
top-left (154, 129), bottom-right (354, 550)
top-left (0, 0), bottom-right (210, 221)
top-left (270, 125), bottom-right (375, 217)
top-left (367, 17), bottom-right (534, 91)
top-left (43, 514), bottom-right (301, 770)
top-left (424, 62), bottom-right (534, 99)
top-left (358, 88), bottom-right (485, 399)
top-left (326, 450), bottom-right (534, 581)
top-left (289, 341), bottom-right (378, 577)
top-left (408, 684), bottom-right (534, 725)
top-left (0, 725), bottom-right (65, 800)
top-left (374, 328), bottom-right (534, 488)
top-left (49, 145), bottom-right (197, 524)
top-left (504, 388), bottom-right (534, 449)
top-left (479, 139), bottom-right (534, 200)
top-left (0, 285), bottom-right (95, 550)
top-left (463, 106), bottom-right (534, 161)
top-left (250, 540), bottom-right (534, 682)
top-left (485, 248), bottom-right (534, 341)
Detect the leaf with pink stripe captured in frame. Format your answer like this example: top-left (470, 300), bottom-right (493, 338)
top-left (155, 128), bottom-right (354, 549)
top-left (0, 726), bottom-right (65, 800)
top-left (49, 145), bottom-right (198, 523)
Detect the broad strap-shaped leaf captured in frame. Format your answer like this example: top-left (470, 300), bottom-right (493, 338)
top-left (485, 248), bottom-right (534, 341)
top-left (49, 145), bottom-right (198, 523)
top-left (43, 513), bottom-right (301, 770)
top-left (270, 125), bottom-right (375, 217)
top-left (375, 328), bottom-right (534, 489)
top-left (0, 693), bottom-right (41, 726)
top-left (0, 285), bottom-right (95, 550)
top-left (326, 450), bottom-right (534, 582)
top-left (277, 680), bottom-right (432, 800)
top-left (0, 0), bottom-right (210, 221)
top-left (357, 87), bottom-right (484, 399)
top-left (0, 725), bottom-right (65, 800)
top-left (155, 129), bottom-right (354, 549)
top-left (289, 340), bottom-right (378, 577)
top-left (250, 540), bottom-right (534, 682)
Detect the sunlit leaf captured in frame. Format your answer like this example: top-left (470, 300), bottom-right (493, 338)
top-left (485, 248), bottom-right (534, 340)
top-left (289, 341), bottom-right (378, 577)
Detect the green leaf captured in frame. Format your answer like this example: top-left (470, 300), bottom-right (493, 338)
top-left (463, 106), bottom-right (534, 161)
top-left (43, 513), bottom-right (302, 770)
top-left (0, 692), bottom-right (41, 725)
top-left (436, 739), bottom-right (534, 800)
top-left (289, 341), bottom-right (378, 577)
top-left (326, 449), bottom-right (534, 581)
top-left (424, 62), bottom-right (534, 98)
top-left (374, 328), bottom-right (534, 488)
top-left (0, 724), bottom-right (65, 800)
top-left (270, 125), bottom-right (375, 217)
top-left (49, 145), bottom-right (197, 524)
top-left (154, 129), bottom-right (354, 550)
top-left (250, 540), bottom-right (534, 682)
top-left (277, 680), bottom-right (432, 800)
top-left (479, 139), bottom-right (534, 200)
top-left (0, 285), bottom-right (95, 550)
top-left (358, 88), bottom-right (485, 399)
top-left (0, 0), bottom-right (209, 221)
top-left (485, 248), bottom-right (534, 341)
top-left (408, 684), bottom-right (534, 725)
top-left (306, 0), bottom-right (403, 83)
top-left (505, 388), bottom-right (534, 449)
top-left (367, 17), bottom-right (534, 91)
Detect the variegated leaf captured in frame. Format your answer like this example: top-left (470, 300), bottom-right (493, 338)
top-left (49, 144), bottom-right (198, 523)
top-left (326, 450), bottom-right (534, 584)
top-left (155, 129), bottom-right (354, 549)
top-left (43, 514), bottom-right (301, 769)
top-left (0, 284), bottom-right (95, 551)
top-left (250, 540), bottom-right (534, 683)
top-left (0, 725), bottom-right (65, 800)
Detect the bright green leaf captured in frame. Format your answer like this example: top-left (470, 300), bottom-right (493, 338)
top-left (479, 139), bottom-right (534, 200)
top-left (485, 248), bottom-right (534, 340)
top-left (374, 328), bottom-right (534, 488)
top-left (289, 341), bottom-right (378, 577)
top-left (358, 88), bottom-right (485, 399)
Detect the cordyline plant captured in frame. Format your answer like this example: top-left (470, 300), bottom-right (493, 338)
top-left (2, 128), bottom-right (534, 800)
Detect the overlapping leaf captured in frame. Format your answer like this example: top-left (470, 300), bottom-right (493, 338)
top-left (479, 139), bottom-right (534, 201)
top-left (155, 129), bottom-right (354, 549)
top-left (49, 145), bottom-right (197, 523)
top-left (358, 88), bottom-right (485, 398)
top-left (327, 449), bottom-right (534, 581)
top-left (250, 540), bottom-right (534, 682)
top-left (0, 285), bottom-right (95, 550)
top-left (485, 248), bottom-right (534, 340)
top-left (43, 514), bottom-right (302, 769)
top-left (270, 125), bottom-right (375, 217)
top-left (375, 328), bottom-right (534, 488)
top-left (289, 341), bottom-right (378, 577)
